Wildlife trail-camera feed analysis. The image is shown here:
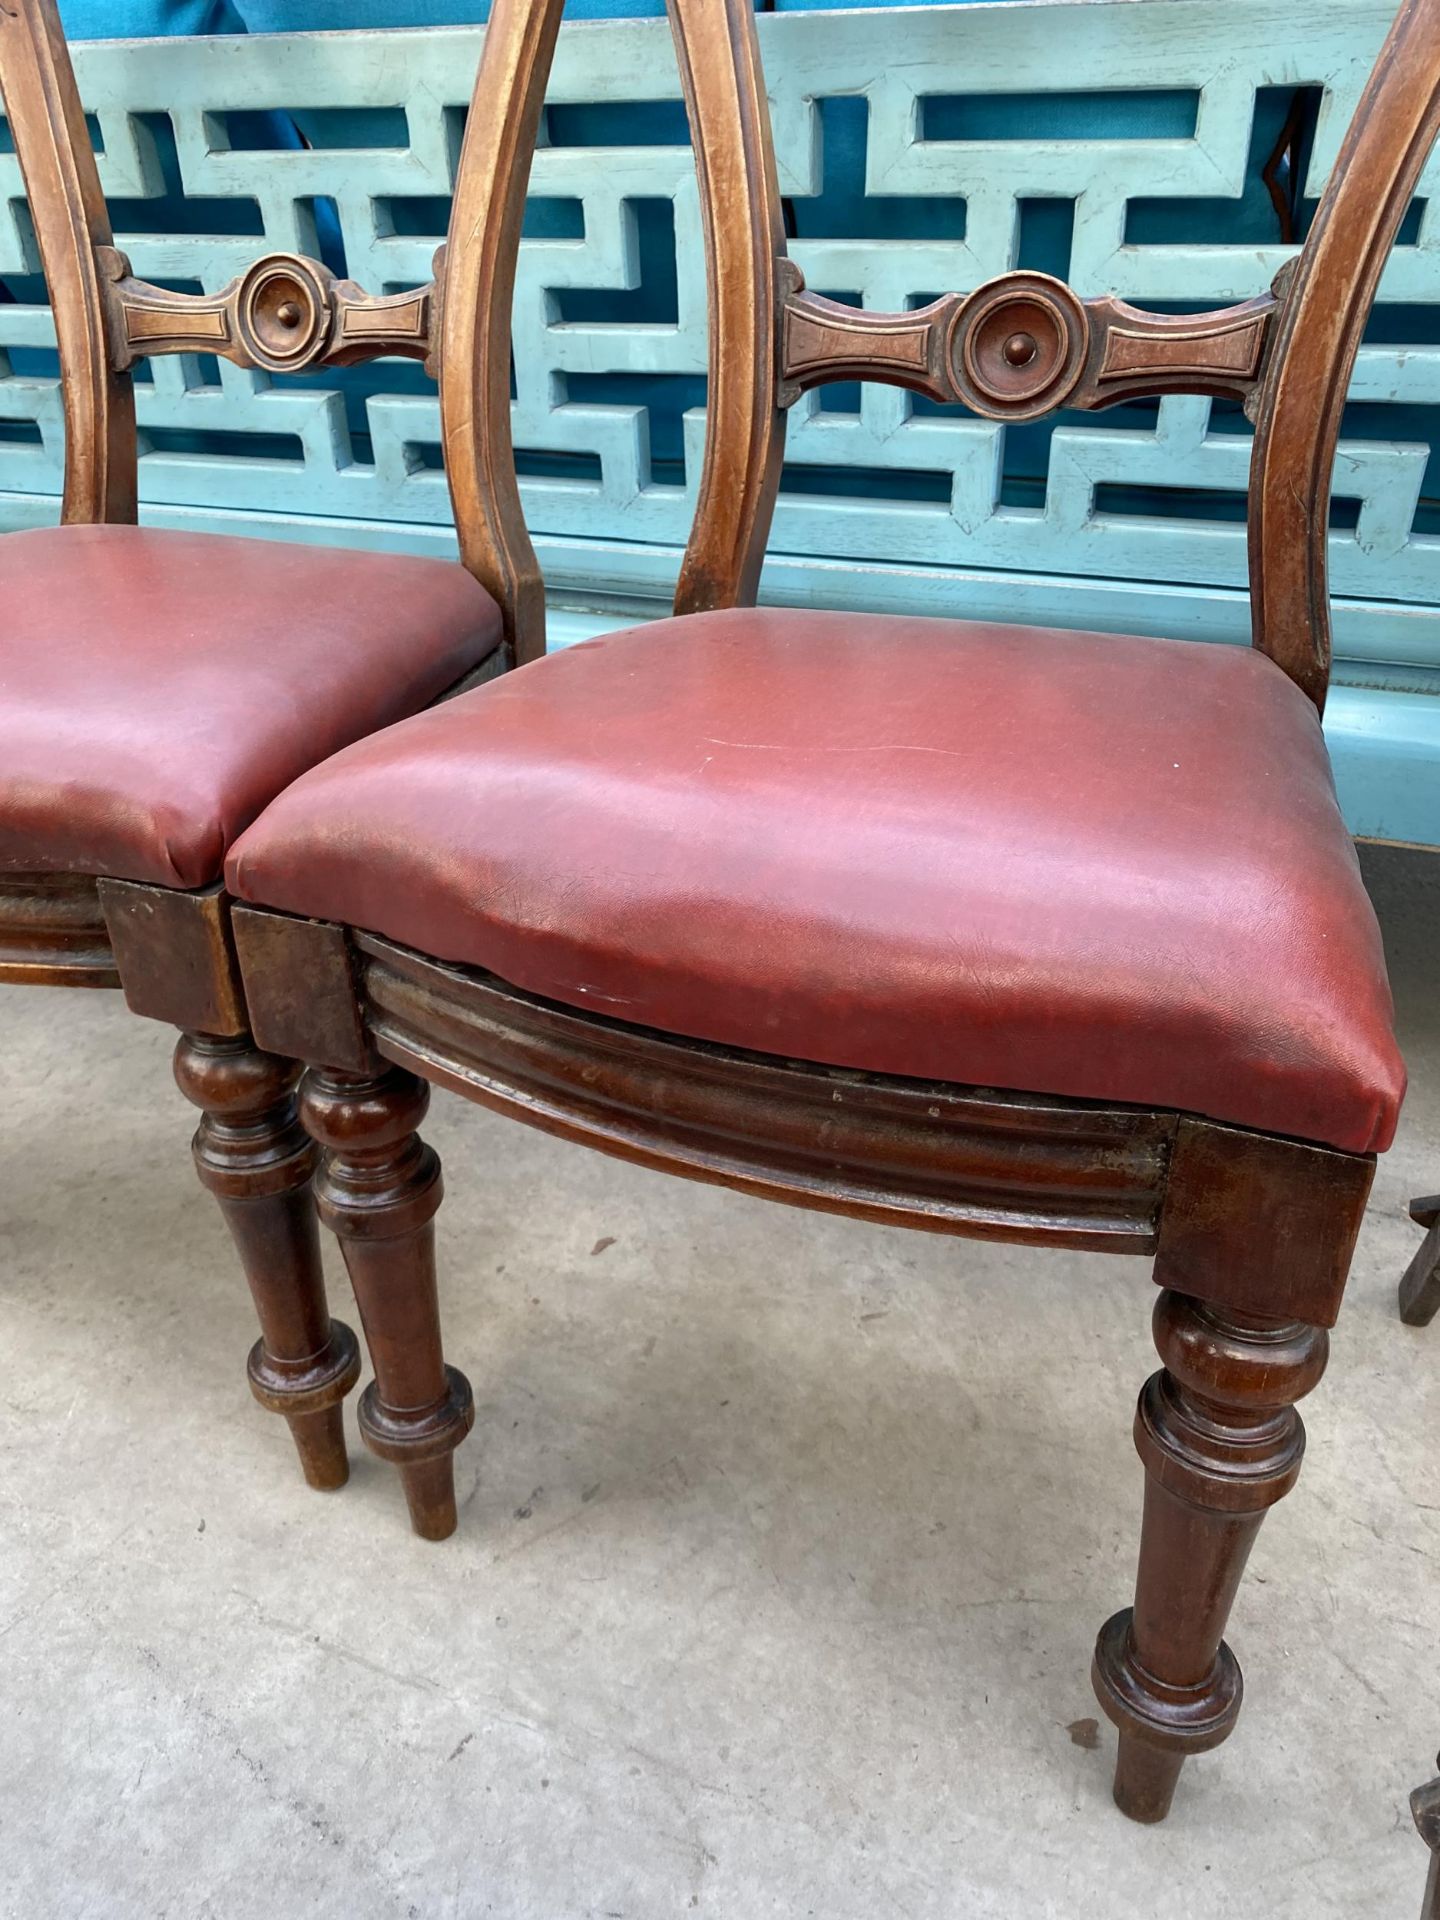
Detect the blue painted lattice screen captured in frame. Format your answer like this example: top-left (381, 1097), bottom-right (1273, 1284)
top-left (2, 2), bottom-right (1440, 839)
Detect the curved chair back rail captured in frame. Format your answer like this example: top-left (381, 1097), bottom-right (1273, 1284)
top-left (0, 0), bottom-right (544, 664)
top-left (653, 0), bottom-right (1440, 715)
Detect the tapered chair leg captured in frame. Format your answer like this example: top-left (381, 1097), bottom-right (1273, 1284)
top-left (300, 1064), bottom-right (474, 1540)
top-left (1092, 1289), bottom-right (1329, 1822)
top-left (174, 1031), bottom-right (361, 1490)
top-left (1399, 1197), bottom-right (1440, 1326)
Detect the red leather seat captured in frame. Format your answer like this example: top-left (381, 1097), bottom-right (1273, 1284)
top-left (0, 524), bottom-right (502, 890)
top-left (225, 607), bottom-right (1406, 1155)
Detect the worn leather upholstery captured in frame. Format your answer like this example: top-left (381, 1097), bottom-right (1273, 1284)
top-left (0, 524), bottom-right (502, 889)
top-left (227, 607), bottom-right (1406, 1154)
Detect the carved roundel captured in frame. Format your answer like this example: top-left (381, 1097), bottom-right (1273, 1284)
top-left (947, 272), bottom-right (1089, 421)
top-left (235, 254), bottom-right (334, 372)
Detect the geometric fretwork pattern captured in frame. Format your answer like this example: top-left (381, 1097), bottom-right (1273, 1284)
top-left (1, 1), bottom-right (1438, 677)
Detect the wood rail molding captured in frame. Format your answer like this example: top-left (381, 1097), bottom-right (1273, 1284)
top-left (98, 243), bottom-right (441, 375)
top-left (776, 262), bottom-right (1279, 418)
top-left (350, 931), bottom-right (1173, 1254)
top-left (0, 871), bottom-right (119, 986)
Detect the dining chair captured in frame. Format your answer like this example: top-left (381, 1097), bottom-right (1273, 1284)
top-left (221, 0), bottom-right (1430, 1820)
top-left (0, 0), bottom-right (540, 1513)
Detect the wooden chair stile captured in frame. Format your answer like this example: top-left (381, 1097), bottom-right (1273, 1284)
top-left (0, 0), bottom-right (544, 1516)
top-left (182, 0), bottom-right (1433, 1827)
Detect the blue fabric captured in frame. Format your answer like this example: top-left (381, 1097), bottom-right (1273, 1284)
top-left (61, 0), bottom-right (243, 33)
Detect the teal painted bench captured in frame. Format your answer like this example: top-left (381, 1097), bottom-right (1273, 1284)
top-left (3, 1), bottom-right (1438, 842)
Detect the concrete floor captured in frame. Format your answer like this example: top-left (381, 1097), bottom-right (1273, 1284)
top-left (2, 845), bottom-right (1439, 1920)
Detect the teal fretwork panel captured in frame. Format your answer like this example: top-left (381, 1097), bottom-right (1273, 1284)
top-left (2, 3), bottom-right (1439, 840)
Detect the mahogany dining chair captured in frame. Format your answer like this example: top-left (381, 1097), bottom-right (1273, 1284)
top-left (221, 0), bottom-right (1429, 1821)
top-left (0, 0), bottom-right (540, 1509)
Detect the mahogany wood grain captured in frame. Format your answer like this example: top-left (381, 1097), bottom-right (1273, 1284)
top-left (0, 871), bottom-right (119, 986)
top-left (99, 246), bottom-right (435, 376)
top-left (778, 264), bottom-right (1279, 419)
top-left (1153, 1117), bottom-right (1373, 1330)
top-left (353, 931), bottom-right (1171, 1255)
top-left (232, 902), bottom-right (1378, 1808)
top-left (231, 905), bottom-right (377, 1075)
top-left (12, 0), bottom-right (1427, 1825)
top-left (1093, 1293), bottom-right (1329, 1822)
top-left (98, 877), bottom-right (248, 1037)
top-left (669, 0), bottom-right (787, 614)
top-left (0, 867), bottom-right (362, 1487)
top-left (216, 0), bottom-right (1433, 1817)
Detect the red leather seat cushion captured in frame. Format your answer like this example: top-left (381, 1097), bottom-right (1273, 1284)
top-left (227, 608), bottom-right (1405, 1154)
top-left (0, 524), bottom-right (502, 889)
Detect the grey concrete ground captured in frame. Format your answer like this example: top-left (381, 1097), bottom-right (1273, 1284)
top-left (2, 845), bottom-right (1438, 1920)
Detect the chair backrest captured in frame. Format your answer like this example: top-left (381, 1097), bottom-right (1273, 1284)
top-left (466, 0), bottom-right (1440, 716)
top-left (668, 0), bottom-right (1440, 717)
top-left (0, 0), bottom-right (546, 665)
top-left (16, 0), bottom-right (1437, 699)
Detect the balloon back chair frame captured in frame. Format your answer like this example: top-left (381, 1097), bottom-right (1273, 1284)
top-left (225, 0), bottom-right (1431, 1820)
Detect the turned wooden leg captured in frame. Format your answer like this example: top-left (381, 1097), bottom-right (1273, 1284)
top-left (174, 1032), bottom-right (361, 1490)
top-left (1092, 1289), bottom-right (1328, 1823)
top-left (1400, 1196), bottom-right (1440, 1327)
top-left (300, 1064), bottom-right (474, 1540)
